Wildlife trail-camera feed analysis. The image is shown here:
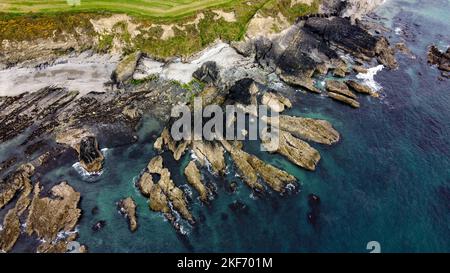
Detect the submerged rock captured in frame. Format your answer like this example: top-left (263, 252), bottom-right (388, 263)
top-left (92, 220), bottom-right (106, 232)
top-left (118, 197), bottom-right (138, 232)
top-left (79, 136), bottom-right (105, 173)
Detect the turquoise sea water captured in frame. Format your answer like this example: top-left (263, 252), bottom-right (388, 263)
top-left (6, 0), bottom-right (450, 252)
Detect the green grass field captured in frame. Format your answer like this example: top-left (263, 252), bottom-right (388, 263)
top-left (0, 0), bottom-right (321, 57)
top-left (0, 0), bottom-right (239, 18)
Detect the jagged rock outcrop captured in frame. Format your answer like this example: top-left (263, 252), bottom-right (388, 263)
top-left (226, 78), bottom-right (256, 105)
top-left (261, 91), bottom-right (292, 113)
top-left (79, 136), bottom-right (104, 173)
top-left (154, 128), bottom-right (190, 161)
top-left (118, 197), bottom-right (138, 232)
top-left (112, 51), bottom-right (142, 84)
top-left (304, 17), bottom-right (397, 69)
top-left (193, 61), bottom-right (220, 85)
top-left (26, 181), bottom-right (83, 253)
top-left (0, 164), bottom-right (34, 209)
top-left (263, 131), bottom-right (321, 171)
top-left (428, 45), bottom-right (450, 73)
top-left (220, 140), bottom-right (297, 193)
top-left (268, 115), bottom-right (340, 145)
top-left (26, 182), bottom-right (81, 240)
top-left (345, 80), bottom-right (374, 95)
top-left (184, 161), bottom-right (209, 203)
top-left (249, 15), bottom-right (396, 95)
top-left (138, 156), bottom-right (194, 230)
top-left (326, 80), bottom-right (360, 108)
top-left (0, 209), bottom-right (21, 252)
top-left (191, 141), bottom-right (226, 175)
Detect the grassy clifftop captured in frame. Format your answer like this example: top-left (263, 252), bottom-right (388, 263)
top-left (0, 0), bottom-right (321, 58)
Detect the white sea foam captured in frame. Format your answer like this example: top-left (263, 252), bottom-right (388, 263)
top-left (394, 27), bottom-right (402, 35)
top-left (356, 65), bottom-right (384, 91)
top-left (72, 162), bottom-right (104, 182)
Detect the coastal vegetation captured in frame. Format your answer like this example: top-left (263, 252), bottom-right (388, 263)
top-left (0, 0), bottom-right (321, 58)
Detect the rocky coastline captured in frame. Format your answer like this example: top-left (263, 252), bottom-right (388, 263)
top-left (0, 0), bottom-right (400, 252)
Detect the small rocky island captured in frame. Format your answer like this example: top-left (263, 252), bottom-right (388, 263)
top-left (0, 0), bottom-right (399, 252)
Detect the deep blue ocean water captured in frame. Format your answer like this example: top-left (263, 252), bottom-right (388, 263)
top-left (5, 0), bottom-right (450, 253)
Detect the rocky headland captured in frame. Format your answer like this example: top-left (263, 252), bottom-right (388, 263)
top-left (0, 0), bottom-right (398, 250)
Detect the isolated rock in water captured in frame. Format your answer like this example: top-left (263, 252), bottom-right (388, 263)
top-left (184, 161), bottom-right (209, 203)
top-left (0, 164), bottom-right (35, 209)
top-left (428, 45), bottom-right (450, 72)
top-left (92, 220), bottom-right (106, 232)
top-left (263, 131), bottom-right (321, 171)
top-left (220, 140), bottom-right (297, 193)
top-left (326, 80), bottom-right (357, 99)
top-left (192, 141), bottom-right (226, 175)
top-left (345, 80), bottom-right (373, 95)
top-left (112, 51), bottom-right (142, 83)
top-left (193, 61), bottom-right (220, 85)
top-left (118, 197), bottom-right (138, 232)
top-left (261, 91), bottom-right (292, 113)
top-left (79, 136), bottom-right (104, 173)
top-left (26, 182), bottom-right (81, 251)
top-left (270, 115), bottom-right (340, 145)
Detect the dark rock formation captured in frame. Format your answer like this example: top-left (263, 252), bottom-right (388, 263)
top-left (79, 136), bottom-right (104, 173)
top-left (193, 61), bottom-right (220, 85)
top-left (227, 78), bottom-right (255, 105)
